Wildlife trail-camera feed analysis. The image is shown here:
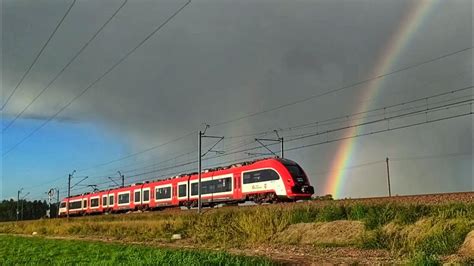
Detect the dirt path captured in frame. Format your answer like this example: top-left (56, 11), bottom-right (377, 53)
top-left (4, 233), bottom-right (400, 265)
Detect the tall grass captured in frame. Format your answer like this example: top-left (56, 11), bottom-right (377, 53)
top-left (1, 201), bottom-right (472, 262)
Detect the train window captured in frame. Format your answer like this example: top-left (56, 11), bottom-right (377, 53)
top-left (134, 191), bottom-right (141, 203)
top-left (69, 201), bottom-right (82, 209)
top-left (156, 187), bottom-right (171, 200)
top-left (118, 193), bottom-right (130, 204)
top-left (91, 198), bottom-right (99, 207)
top-left (191, 177), bottom-right (232, 196)
top-left (214, 177), bottom-right (232, 193)
top-left (109, 195), bottom-right (114, 206)
top-left (143, 190), bottom-right (150, 202)
top-left (178, 184), bottom-right (187, 197)
top-left (60, 202), bottom-right (66, 208)
top-left (102, 196), bottom-right (107, 206)
top-left (243, 169), bottom-right (279, 184)
top-left (83, 199), bottom-right (87, 208)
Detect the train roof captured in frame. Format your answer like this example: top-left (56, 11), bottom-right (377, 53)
top-left (65, 156), bottom-right (292, 200)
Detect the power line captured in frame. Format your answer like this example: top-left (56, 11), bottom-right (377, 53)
top-left (71, 85), bottom-right (473, 179)
top-left (277, 86), bottom-right (473, 134)
top-left (2, 0), bottom-right (191, 158)
top-left (1, 0), bottom-right (77, 111)
top-left (308, 160), bottom-right (385, 176)
top-left (391, 152), bottom-right (471, 161)
top-left (87, 133), bottom-right (261, 182)
top-left (196, 98), bottom-right (473, 164)
top-left (284, 106), bottom-right (472, 154)
top-left (63, 89), bottom-right (474, 188)
top-left (31, 106), bottom-right (473, 199)
top-left (84, 105), bottom-right (472, 191)
top-left (82, 153), bottom-right (260, 190)
top-left (78, 126), bottom-right (272, 179)
top-left (77, 130), bottom-right (196, 172)
top-left (17, 87), bottom-right (471, 197)
top-left (2, 0), bottom-right (129, 132)
top-left (19, 46), bottom-right (470, 183)
top-left (286, 95), bottom-right (472, 141)
top-left (99, 99), bottom-right (472, 187)
top-left (20, 130), bottom-right (202, 193)
top-left (211, 47), bottom-right (473, 127)
top-left (307, 152), bottom-right (470, 179)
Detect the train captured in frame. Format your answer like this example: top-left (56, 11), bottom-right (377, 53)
top-left (58, 157), bottom-right (314, 217)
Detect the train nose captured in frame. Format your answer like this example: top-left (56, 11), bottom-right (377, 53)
top-left (301, 185), bottom-right (314, 194)
top-left (292, 185), bottom-right (314, 194)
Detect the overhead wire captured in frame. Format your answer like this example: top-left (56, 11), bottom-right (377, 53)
top-left (2, 0), bottom-right (192, 158)
top-left (2, 0), bottom-right (129, 132)
top-left (36, 47), bottom-right (473, 185)
top-left (72, 84), bottom-right (473, 180)
top-left (19, 86), bottom-right (472, 198)
top-left (210, 47), bottom-right (473, 127)
top-left (1, 0), bottom-right (77, 110)
top-left (85, 97), bottom-right (473, 190)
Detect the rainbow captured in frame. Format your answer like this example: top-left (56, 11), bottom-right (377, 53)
top-left (323, 0), bottom-right (439, 198)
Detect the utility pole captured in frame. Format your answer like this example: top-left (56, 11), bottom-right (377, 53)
top-left (276, 130), bottom-right (284, 158)
top-left (118, 171), bottom-right (124, 187)
top-left (16, 188), bottom-right (23, 221)
top-left (280, 137), bottom-right (284, 159)
top-left (67, 170), bottom-right (76, 219)
top-left (386, 157), bottom-right (392, 197)
top-left (198, 125), bottom-right (224, 214)
top-left (56, 188), bottom-right (60, 218)
top-left (198, 130), bottom-right (202, 213)
top-left (20, 192), bottom-right (29, 220)
top-left (47, 189), bottom-right (55, 218)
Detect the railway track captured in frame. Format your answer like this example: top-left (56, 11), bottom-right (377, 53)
top-left (56, 191), bottom-right (473, 219)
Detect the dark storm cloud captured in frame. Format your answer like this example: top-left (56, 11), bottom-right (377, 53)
top-left (1, 0), bottom-right (472, 197)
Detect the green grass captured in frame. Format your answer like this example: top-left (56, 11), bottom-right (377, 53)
top-left (408, 251), bottom-right (441, 266)
top-left (0, 235), bottom-right (274, 265)
top-left (1, 201), bottom-right (472, 263)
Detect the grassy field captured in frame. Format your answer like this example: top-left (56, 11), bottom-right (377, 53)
top-left (1, 199), bottom-right (473, 264)
top-left (0, 235), bottom-right (274, 265)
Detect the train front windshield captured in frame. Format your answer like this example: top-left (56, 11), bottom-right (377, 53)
top-left (285, 164), bottom-right (309, 185)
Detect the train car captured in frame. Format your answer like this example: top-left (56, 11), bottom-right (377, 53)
top-left (58, 157), bottom-right (314, 217)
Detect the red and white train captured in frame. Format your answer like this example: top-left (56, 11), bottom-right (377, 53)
top-left (58, 158), bottom-right (314, 217)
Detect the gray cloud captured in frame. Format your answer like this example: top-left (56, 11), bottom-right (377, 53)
top-left (2, 0), bottom-right (472, 198)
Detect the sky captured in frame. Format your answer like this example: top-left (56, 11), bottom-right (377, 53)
top-left (1, 0), bottom-right (472, 201)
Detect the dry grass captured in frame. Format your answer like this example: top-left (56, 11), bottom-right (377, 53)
top-left (1, 200), bottom-right (473, 264)
top-left (274, 220), bottom-right (364, 246)
top-left (458, 230), bottom-right (474, 258)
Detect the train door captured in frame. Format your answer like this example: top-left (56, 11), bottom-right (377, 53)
top-left (172, 183), bottom-right (178, 205)
top-left (232, 172), bottom-right (241, 200)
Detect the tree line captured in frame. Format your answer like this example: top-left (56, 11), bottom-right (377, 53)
top-left (0, 199), bottom-right (59, 221)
